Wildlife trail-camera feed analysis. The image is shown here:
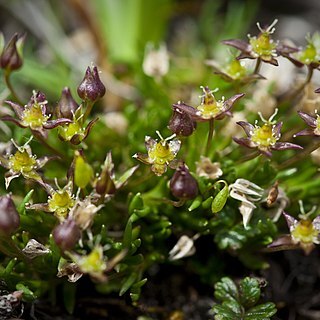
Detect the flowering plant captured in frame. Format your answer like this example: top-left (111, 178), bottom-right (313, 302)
top-left (1, 6), bottom-right (320, 319)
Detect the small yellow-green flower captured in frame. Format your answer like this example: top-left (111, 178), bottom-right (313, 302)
top-left (172, 87), bottom-right (244, 123)
top-left (283, 210), bottom-right (320, 255)
top-left (27, 180), bottom-right (75, 221)
top-left (72, 246), bottom-right (107, 281)
top-left (58, 106), bottom-right (98, 145)
top-left (268, 203), bottom-right (320, 255)
top-left (48, 184), bottom-right (75, 219)
top-left (0, 138), bottom-right (50, 189)
top-left (4, 91), bottom-right (71, 138)
top-left (222, 20), bottom-right (280, 66)
top-left (249, 21), bottom-right (278, 62)
top-left (133, 131), bottom-right (181, 176)
top-left (234, 109), bottom-right (303, 157)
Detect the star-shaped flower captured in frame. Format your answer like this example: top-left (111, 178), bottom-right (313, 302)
top-left (57, 105), bottom-right (98, 145)
top-left (268, 202), bottom-right (320, 255)
top-left (282, 33), bottom-right (320, 69)
top-left (233, 108), bottom-right (303, 157)
top-left (27, 180), bottom-right (75, 221)
top-left (206, 58), bottom-right (264, 83)
top-left (133, 131), bottom-right (181, 176)
top-left (224, 20), bottom-right (299, 68)
top-left (3, 91), bottom-right (71, 138)
top-left (222, 20), bottom-right (281, 66)
top-left (173, 86), bottom-right (244, 122)
top-left (0, 137), bottom-right (51, 188)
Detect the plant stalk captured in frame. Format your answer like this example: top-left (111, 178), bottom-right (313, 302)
top-left (4, 71), bottom-right (23, 105)
top-left (205, 119), bottom-right (215, 156)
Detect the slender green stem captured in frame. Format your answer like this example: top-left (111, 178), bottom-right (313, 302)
top-left (33, 131), bottom-right (67, 160)
top-left (280, 66), bottom-right (314, 105)
top-left (277, 140), bottom-right (320, 170)
top-left (0, 235), bottom-right (26, 260)
top-left (4, 71), bottom-right (23, 105)
top-left (82, 101), bottom-right (94, 123)
top-left (235, 151), bottom-right (260, 165)
top-left (205, 119), bottom-right (215, 156)
top-left (253, 58), bottom-right (261, 74)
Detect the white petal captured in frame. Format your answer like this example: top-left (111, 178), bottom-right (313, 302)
top-left (169, 235), bottom-right (195, 261)
top-left (239, 202), bottom-right (255, 229)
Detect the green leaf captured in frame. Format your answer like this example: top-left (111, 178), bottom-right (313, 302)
top-left (16, 283), bottom-right (36, 302)
top-left (188, 195), bottom-right (203, 211)
top-left (123, 219), bottom-right (132, 249)
top-left (202, 196), bottom-right (213, 209)
top-left (119, 272), bottom-right (137, 296)
top-left (116, 165), bottom-right (139, 189)
top-left (239, 277), bottom-right (260, 308)
top-left (62, 282), bottom-right (76, 314)
top-left (215, 230), bottom-right (247, 250)
top-left (213, 300), bottom-right (243, 320)
top-left (214, 277), bottom-right (239, 302)
top-left (130, 278), bottom-right (147, 302)
top-left (17, 189), bottom-right (34, 215)
top-left (244, 302), bottom-right (277, 320)
top-left (129, 193), bottom-right (143, 215)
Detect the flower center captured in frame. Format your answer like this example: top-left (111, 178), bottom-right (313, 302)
top-left (59, 121), bottom-right (84, 141)
top-left (291, 219), bottom-right (319, 244)
top-left (148, 141), bottom-right (174, 165)
top-left (225, 60), bottom-right (246, 79)
top-left (48, 190), bottom-right (75, 217)
top-left (22, 104), bottom-right (49, 129)
top-left (249, 33), bottom-right (276, 60)
top-left (251, 124), bottom-right (277, 147)
top-left (9, 150), bottom-right (36, 173)
top-left (298, 43), bottom-right (317, 64)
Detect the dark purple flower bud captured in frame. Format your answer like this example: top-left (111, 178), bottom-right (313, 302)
top-left (56, 87), bottom-right (79, 119)
top-left (170, 164), bottom-right (198, 200)
top-left (0, 33), bottom-right (25, 72)
top-left (168, 107), bottom-right (196, 136)
top-left (0, 194), bottom-right (20, 236)
top-left (77, 66), bottom-right (106, 102)
top-left (53, 218), bottom-right (81, 251)
top-left (28, 91), bottom-right (47, 107)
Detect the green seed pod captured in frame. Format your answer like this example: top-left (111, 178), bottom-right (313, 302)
top-left (211, 180), bottom-right (228, 214)
top-left (74, 150), bottom-right (93, 189)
